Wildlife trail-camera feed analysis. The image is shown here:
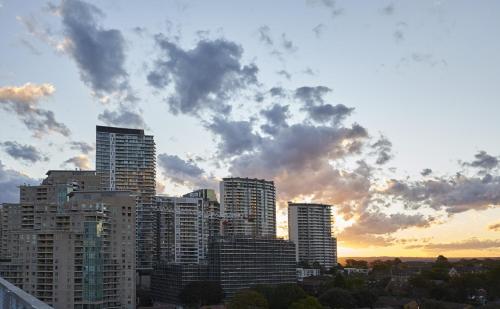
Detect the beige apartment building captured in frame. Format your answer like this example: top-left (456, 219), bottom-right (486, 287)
top-left (0, 170), bottom-right (136, 309)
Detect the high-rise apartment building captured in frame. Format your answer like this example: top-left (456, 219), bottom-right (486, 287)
top-left (220, 178), bottom-right (276, 237)
top-left (152, 189), bottom-right (220, 305)
top-left (288, 202), bottom-right (337, 270)
top-left (155, 189), bottom-right (220, 264)
top-left (95, 125), bottom-right (156, 272)
top-left (0, 171), bottom-right (136, 308)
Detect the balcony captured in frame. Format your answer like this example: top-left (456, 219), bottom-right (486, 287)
top-left (0, 276), bottom-right (53, 308)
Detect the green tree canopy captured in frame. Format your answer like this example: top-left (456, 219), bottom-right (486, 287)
top-left (228, 289), bottom-right (268, 309)
top-left (319, 287), bottom-right (356, 309)
top-left (289, 296), bottom-right (323, 309)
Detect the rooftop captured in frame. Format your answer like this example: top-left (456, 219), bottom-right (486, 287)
top-left (96, 125), bottom-right (144, 135)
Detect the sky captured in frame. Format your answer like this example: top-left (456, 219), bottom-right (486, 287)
top-left (0, 0), bottom-right (499, 258)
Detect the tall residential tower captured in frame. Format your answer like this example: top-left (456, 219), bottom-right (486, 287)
top-left (96, 126), bottom-right (156, 272)
top-left (288, 202), bottom-right (337, 270)
top-left (220, 177), bottom-right (276, 237)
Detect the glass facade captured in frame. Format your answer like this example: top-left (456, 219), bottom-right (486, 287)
top-left (83, 221), bottom-right (104, 304)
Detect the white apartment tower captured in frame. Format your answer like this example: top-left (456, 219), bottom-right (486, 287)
top-left (155, 189), bottom-right (220, 264)
top-left (220, 177), bottom-right (276, 237)
top-left (95, 126), bottom-right (156, 272)
top-left (288, 202), bottom-right (337, 270)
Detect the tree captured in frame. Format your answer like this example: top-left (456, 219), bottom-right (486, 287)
top-left (345, 259), bottom-right (368, 269)
top-left (228, 290), bottom-right (268, 309)
top-left (289, 296), bottom-right (323, 309)
top-left (352, 289), bottom-right (378, 308)
top-left (434, 255), bottom-right (451, 269)
top-left (268, 284), bottom-right (307, 309)
top-left (178, 281), bottom-right (223, 307)
top-left (319, 288), bottom-right (356, 309)
top-left (333, 273), bottom-right (347, 289)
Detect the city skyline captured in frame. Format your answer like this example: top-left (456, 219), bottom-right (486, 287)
top-left (1, 0), bottom-right (500, 258)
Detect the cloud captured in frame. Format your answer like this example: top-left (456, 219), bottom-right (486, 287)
top-left (0, 83), bottom-right (70, 137)
top-left (69, 141), bottom-right (94, 154)
top-left (276, 69), bottom-right (291, 80)
top-left (371, 136), bottom-right (393, 165)
top-left (62, 155), bottom-right (91, 169)
top-left (0, 160), bottom-right (38, 203)
top-left (312, 23), bottom-right (326, 38)
top-left (281, 33), bottom-right (298, 53)
top-left (421, 168), bottom-right (433, 176)
top-left (148, 35), bottom-right (259, 116)
top-left (408, 238), bottom-right (500, 251)
top-left (307, 0), bottom-right (344, 18)
top-left (207, 117), bottom-right (261, 157)
top-left (269, 87), bottom-right (286, 97)
top-left (0, 141), bottom-right (47, 163)
top-left (488, 222), bottom-right (500, 231)
top-left (383, 173), bottom-right (500, 214)
top-left (463, 150), bottom-right (499, 171)
top-left (340, 211), bottom-right (434, 247)
top-left (158, 153), bottom-right (217, 189)
top-left (98, 105), bottom-right (146, 129)
top-left (294, 86), bottom-right (332, 106)
top-left (19, 38), bottom-right (42, 55)
top-left (260, 104), bottom-right (290, 135)
top-left (294, 86), bottom-right (355, 125)
top-left (381, 3), bottom-right (395, 15)
top-left (393, 30), bottom-right (404, 42)
top-left (228, 122), bottom-right (369, 203)
top-left (410, 52), bottom-right (447, 67)
top-left (60, 0), bottom-right (132, 99)
top-left (257, 25), bottom-right (273, 46)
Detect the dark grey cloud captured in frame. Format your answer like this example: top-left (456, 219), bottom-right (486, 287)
top-left (0, 83), bottom-right (70, 137)
top-left (158, 154), bottom-right (204, 179)
top-left (306, 103), bottom-right (354, 124)
top-left (276, 69), bottom-right (291, 80)
top-left (207, 117), bottom-right (261, 157)
top-left (294, 86), bottom-right (332, 105)
top-left (269, 87), bottom-right (286, 97)
top-left (312, 23), bottom-right (326, 38)
top-left (294, 86), bottom-right (354, 124)
top-left (281, 33), bottom-right (298, 53)
top-left (60, 0), bottom-right (131, 98)
top-left (463, 151), bottom-right (499, 171)
top-left (371, 136), bottom-right (393, 165)
top-left (383, 174), bottom-right (500, 214)
top-left (69, 141), bottom-right (94, 154)
top-left (228, 122), bottom-right (369, 205)
top-left (260, 104), bottom-right (290, 135)
top-left (421, 168), bottom-right (433, 176)
top-left (158, 153), bottom-right (217, 189)
top-left (257, 25), bottom-right (273, 46)
top-left (148, 35), bottom-right (259, 116)
top-left (62, 155), bottom-right (91, 169)
top-left (0, 141), bottom-right (47, 163)
top-left (0, 160), bottom-right (38, 203)
top-left (98, 105), bottom-right (146, 129)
